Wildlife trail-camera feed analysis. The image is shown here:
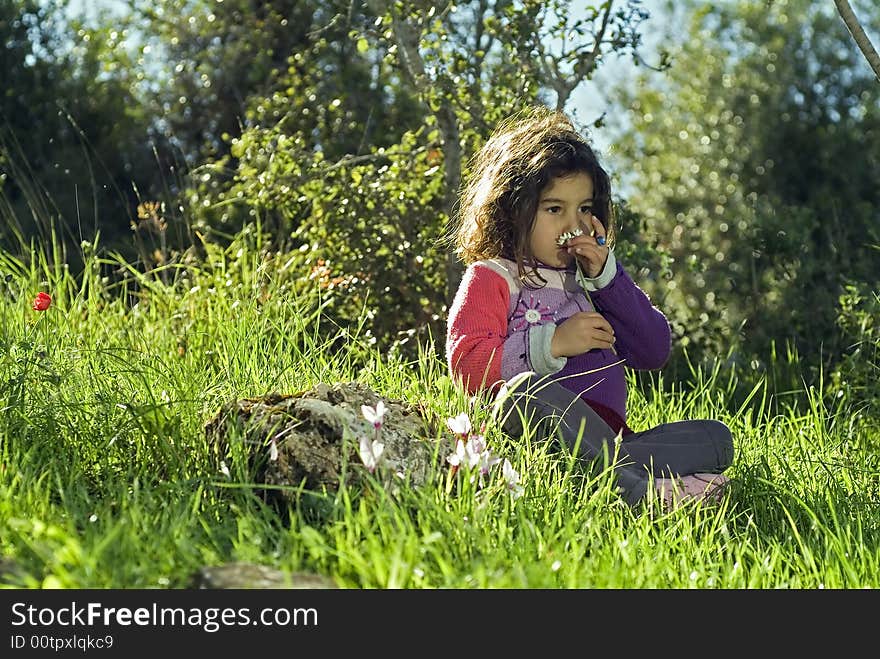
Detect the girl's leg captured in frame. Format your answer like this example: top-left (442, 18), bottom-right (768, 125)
top-left (497, 373), bottom-right (651, 506)
top-left (621, 420), bottom-right (734, 479)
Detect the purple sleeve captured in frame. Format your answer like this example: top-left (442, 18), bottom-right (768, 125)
top-left (590, 262), bottom-right (671, 370)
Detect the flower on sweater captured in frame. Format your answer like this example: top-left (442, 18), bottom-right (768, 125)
top-left (511, 294), bottom-right (553, 331)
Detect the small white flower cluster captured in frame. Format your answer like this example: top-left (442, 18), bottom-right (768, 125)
top-left (556, 227), bottom-right (584, 246)
top-left (446, 412), bottom-right (523, 499)
top-left (351, 398), bottom-right (523, 501)
top-left (358, 401), bottom-right (387, 473)
top-left (220, 395), bottom-right (525, 502)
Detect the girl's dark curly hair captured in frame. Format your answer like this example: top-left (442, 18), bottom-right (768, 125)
top-left (451, 106), bottom-right (615, 284)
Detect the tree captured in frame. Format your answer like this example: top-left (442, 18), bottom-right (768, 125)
top-left (122, 0), bottom-right (325, 166)
top-left (0, 0), bottom-right (156, 254)
top-left (610, 0), bottom-right (880, 377)
top-left (833, 0), bottom-right (880, 81)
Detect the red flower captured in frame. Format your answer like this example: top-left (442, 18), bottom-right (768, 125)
top-left (32, 292), bottom-right (52, 311)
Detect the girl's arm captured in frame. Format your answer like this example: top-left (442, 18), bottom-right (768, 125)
top-left (446, 263), bottom-right (566, 393)
top-left (579, 254), bottom-right (671, 370)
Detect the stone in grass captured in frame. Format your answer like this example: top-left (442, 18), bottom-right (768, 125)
top-left (191, 562), bottom-right (338, 589)
top-left (204, 381), bottom-right (450, 508)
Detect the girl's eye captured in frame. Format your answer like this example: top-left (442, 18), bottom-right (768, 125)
top-left (545, 206), bottom-right (561, 214)
top-left (579, 206), bottom-right (594, 214)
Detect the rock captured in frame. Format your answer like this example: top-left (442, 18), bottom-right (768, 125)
top-left (191, 562), bottom-right (337, 589)
top-left (205, 381), bottom-right (448, 506)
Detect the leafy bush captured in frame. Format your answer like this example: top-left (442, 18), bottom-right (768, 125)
top-left (611, 0), bottom-right (880, 382)
top-left (185, 121), bottom-right (449, 356)
top-left (829, 282), bottom-right (880, 420)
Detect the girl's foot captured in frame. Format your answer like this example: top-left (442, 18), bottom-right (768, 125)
top-left (654, 473), bottom-right (730, 509)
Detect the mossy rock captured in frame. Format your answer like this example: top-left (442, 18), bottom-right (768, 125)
top-left (205, 381), bottom-right (449, 507)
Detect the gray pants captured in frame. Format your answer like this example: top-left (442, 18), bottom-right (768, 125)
top-left (499, 374), bottom-right (734, 506)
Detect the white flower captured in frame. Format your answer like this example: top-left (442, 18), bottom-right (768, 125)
top-left (479, 449), bottom-right (501, 475)
top-left (361, 400), bottom-right (387, 429)
top-left (219, 461), bottom-right (231, 478)
top-left (446, 412), bottom-right (472, 436)
top-left (466, 435), bottom-right (486, 462)
top-left (446, 439), bottom-right (468, 467)
top-left (556, 227), bottom-right (584, 246)
top-left (268, 439), bottom-right (279, 462)
top-left (358, 435), bottom-right (385, 473)
top-left (503, 459), bottom-right (524, 500)
top-left (471, 447), bottom-right (502, 487)
top-left (467, 435), bottom-right (496, 469)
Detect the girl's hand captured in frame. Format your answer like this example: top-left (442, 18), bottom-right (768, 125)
top-left (566, 214), bottom-right (608, 278)
top-left (551, 311), bottom-right (616, 357)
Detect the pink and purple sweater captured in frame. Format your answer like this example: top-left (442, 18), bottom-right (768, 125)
top-left (446, 250), bottom-right (671, 435)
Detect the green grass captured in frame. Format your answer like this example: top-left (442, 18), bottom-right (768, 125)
top-left (1, 233), bottom-right (878, 589)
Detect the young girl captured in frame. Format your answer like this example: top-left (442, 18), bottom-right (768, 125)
top-left (445, 106), bottom-right (733, 508)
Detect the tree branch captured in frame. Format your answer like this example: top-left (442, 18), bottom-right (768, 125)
top-left (833, 0), bottom-right (880, 81)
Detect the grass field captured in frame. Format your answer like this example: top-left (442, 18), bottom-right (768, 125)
top-left (1, 233), bottom-right (878, 589)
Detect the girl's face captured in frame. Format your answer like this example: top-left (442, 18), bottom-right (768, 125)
top-left (528, 172), bottom-right (595, 268)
